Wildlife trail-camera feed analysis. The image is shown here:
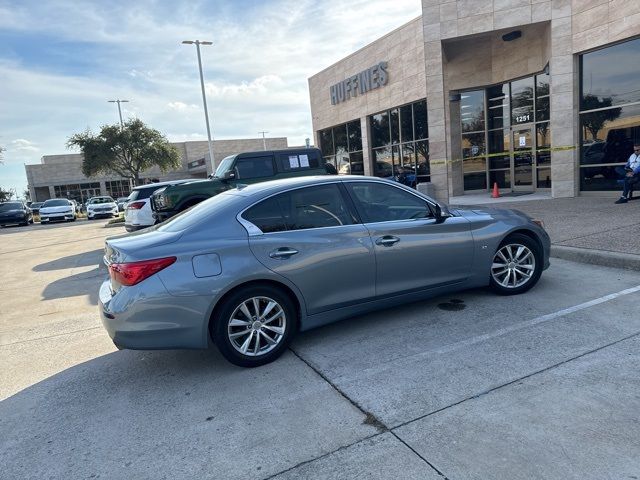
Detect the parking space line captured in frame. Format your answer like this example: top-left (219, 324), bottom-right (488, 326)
top-left (429, 284), bottom-right (640, 357)
top-left (0, 326), bottom-right (102, 348)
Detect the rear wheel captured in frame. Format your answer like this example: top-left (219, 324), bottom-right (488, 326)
top-left (212, 285), bottom-right (296, 367)
top-left (489, 233), bottom-right (542, 295)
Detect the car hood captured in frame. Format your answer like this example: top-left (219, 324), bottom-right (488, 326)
top-left (88, 203), bottom-right (116, 208)
top-left (0, 209), bottom-right (24, 216)
top-left (453, 207), bottom-right (532, 221)
top-left (40, 206), bottom-right (72, 214)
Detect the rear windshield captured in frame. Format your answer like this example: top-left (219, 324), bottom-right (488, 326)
top-left (88, 197), bottom-right (115, 204)
top-left (43, 199), bottom-right (70, 207)
top-left (0, 202), bottom-right (22, 211)
top-left (129, 186), bottom-right (160, 201)
top-left (158, 192), bottom-right (240, 233)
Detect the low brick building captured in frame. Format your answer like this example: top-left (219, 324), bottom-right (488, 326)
top-left (26, 138), bottom-right (288, 202)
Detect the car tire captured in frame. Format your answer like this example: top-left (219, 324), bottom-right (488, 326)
top-left (489, 233), bottom-right (543, 296)
top-left (212, 285), bottom-right (296, 367)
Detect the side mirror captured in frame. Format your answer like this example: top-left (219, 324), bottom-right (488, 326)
top-left (222, 170), bottom-right (236, 181)
top-left (433, 203), bottom-right (443, 221)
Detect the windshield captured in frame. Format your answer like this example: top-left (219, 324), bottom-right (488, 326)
top-left (158, 192), bottom-right (240, 233)
top-left (89, 197), bottom-right (115, 204)
top-left (0, 202), bottom-right (22, 211)
top-left (43, 199), bottom-right (70, 207)
top-left (213, 155), bottom-right (236, 178)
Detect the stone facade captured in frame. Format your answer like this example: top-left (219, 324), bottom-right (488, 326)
top-left (26, 138), bottom-right (288, 201)
top-left (308, 0), bottom-right (640, 200)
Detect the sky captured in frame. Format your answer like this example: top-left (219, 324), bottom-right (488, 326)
top-left (0, 0), bottom-right (422, 198)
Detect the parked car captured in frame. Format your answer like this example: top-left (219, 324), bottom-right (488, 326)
top-left (0, 201), bottom-right (33, 227)
top-left (29, 202), bottom-right (44, 215)
top-left (39, 199), bottom-right (76, 223)
top-left (116, 197), bottom-right (129, 212)
top-left (100, 176), bottom-right (550, 367)
top-left (151, 148), bottom-right (334, 223)
top-left (125, 180), bottom-right (191, 232)
top-left (69, 199), bottom-right (80, 213)
top-left (86, 196), bottom-right (118, 220)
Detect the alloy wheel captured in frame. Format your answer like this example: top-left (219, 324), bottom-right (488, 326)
top-left (227, 296), bottom-right (287, 357)
top-left (491, 243), bottom-right (536, 289)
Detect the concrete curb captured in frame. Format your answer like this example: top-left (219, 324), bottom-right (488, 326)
top-left (104, 221), bottom-right (125, 228)
top-left (551, 245), bottom-right (640, 271)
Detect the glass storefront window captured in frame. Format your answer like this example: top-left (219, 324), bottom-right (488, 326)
top-left (488, 130), bottom-right (510, 169)
top-left (414, 100), bottom-right (428, 140)
top-left (487, 84), bottom-right (509, 130)
top-left (464, 172), bottom-right (487, 190)
top-left (461, 132), bottom-right (486, 160)
top-left (537, 168), bottom-right (551, 189)
top-left (490, 170), bottom-right (511, 189)
top-left (536, 72), bottom-right (550, 97)
top-left (400, 104), bottom-right (413, 143)
top-left (319, 120), bottom-right (364, 175)
top-left (347, 120), bottom-right (362, 152)
top-left (371, 112), bottom-right (390, 147)
top-left (511, 77), bottom-right (534, 125)
top-left (368, 99), bottom-right (429, 186)
top-left (461, 90), bottom-right (484, 133)
top-left (580, 37), bottom-right (640, 108)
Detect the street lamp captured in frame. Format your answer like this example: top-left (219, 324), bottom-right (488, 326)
top-left (182, 39), bottom-right (215, 171)
top-left (258, 131), bottom-right (269, 151)
top-left (108, 99), bottom-right (129, 126)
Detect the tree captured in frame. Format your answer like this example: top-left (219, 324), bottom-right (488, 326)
top-left (0, 187), bottom-right (12, 202)
top-left (581, 95), bottom-right (622, 141)
top-left (67, 119), bottom-right (181, 185)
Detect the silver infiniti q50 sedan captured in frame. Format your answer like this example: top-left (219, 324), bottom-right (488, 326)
top-left (100, 176), bottom-right (550, 367)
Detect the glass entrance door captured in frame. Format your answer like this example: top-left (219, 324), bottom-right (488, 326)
top-left (512, 127), bottom-right (534, 191)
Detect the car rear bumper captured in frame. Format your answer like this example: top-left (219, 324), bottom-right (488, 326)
top-left (99, 279), bottom-right (211, 350)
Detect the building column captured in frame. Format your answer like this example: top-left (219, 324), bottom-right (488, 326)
top-left (550, 0), bottom-right (577, 198)
top-left (360, 116), bottom-right (373, 176)
top-left (99, 181), bottom-right (108, 196)
top-left (423, 37), bottom-right (449, 202)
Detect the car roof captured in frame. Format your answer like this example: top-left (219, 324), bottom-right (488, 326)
top-left (132, 179), bottom-right (193, 190)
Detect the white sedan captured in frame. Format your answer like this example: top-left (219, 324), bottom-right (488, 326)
top-left (39, 199), bottom-right (77, 223)
top-left (86, 196), bottom-right (119, 220)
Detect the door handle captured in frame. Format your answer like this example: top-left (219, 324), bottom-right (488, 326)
top-left (375, 236), bottom-right (400, 247)
top-left (269, 248), bottom-right (299, 259)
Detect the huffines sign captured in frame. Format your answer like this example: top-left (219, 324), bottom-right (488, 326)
top-left (329, 61), bottom-right (388, 105)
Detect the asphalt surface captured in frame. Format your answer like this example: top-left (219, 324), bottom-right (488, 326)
top-left (1, 219), bottom-right (640, 479)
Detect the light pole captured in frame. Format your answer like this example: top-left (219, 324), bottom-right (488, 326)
top-left (182, 40), bottom-right (215, 171)
top-left (108, 99), bottom-right (129, 126)
top-left (258, 131), bottom-right (269, 151)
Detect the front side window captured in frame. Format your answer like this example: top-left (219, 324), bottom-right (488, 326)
top-left (347, 182), bottom-right (432, 223)
top-left (242, 184), bottom-right (354, 233)
top-left (234, 156), bottom-right (275, 179)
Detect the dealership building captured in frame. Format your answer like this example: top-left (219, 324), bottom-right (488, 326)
top-left (309, 0), bottom-right (640, 201)
top-left (25, 137), bottom-right (287, 203)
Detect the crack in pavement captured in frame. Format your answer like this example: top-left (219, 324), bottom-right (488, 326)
top-left (0, 326), bottom-right (103, 347)
top-left (0, 235), bottom-right (108, 256)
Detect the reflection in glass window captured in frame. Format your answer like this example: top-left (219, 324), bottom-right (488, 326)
top-left (319, 120), bottom-right (363, 175)
top-left (490, 169), bottom-right (511, 189)
top-left (462, 132), bottom-right (486, 159)
top-left (536, 72), bottom-right (550, 97)
top-left (581, 37), bottom-right (640, 108)
top-left (487, 84), bottom-right (509, 130)
top-left (371, 112), bottom-right (390, 147)
top-left (511, 77), bottom-right (534, 125)
top-left (368, 99), bottom-right (429, 187)
top-left (464, 172), bottom-right (487, 190)
top-left (460, 90), bottom-right (484, 133)
top-left (414, 100), bottom-right (428, 140)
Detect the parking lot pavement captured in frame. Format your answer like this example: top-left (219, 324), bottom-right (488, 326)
top-left (1, 221), bottom-right (640, 479)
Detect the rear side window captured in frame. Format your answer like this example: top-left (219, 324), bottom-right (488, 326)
top-left (235, 155), bottom-right (275, 179)
top-left (276, 152), bottom-right (320, 171)
top-left (129, 186), bottom-right (158, 201)
top-left (242, 184), bottom-right (354, 233)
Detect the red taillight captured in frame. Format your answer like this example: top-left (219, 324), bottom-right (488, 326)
top-left (127, 201), bottom-right (145, 210)
top-left (109, 257), bottom-right (176, 286)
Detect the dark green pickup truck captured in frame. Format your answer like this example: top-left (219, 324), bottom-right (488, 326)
top-left (151, 148), bottom-right (335, 222)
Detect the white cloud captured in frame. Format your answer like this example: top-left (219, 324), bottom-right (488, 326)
top-left (167, 101), bottom-right (199, 111)
top-left (11, 139), bottom-right (39, 152)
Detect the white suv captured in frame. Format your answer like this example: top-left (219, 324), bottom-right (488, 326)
top-left (125, 180), bottom-right (191, 232)
top-left (86, 196), bottom-right (118, 220)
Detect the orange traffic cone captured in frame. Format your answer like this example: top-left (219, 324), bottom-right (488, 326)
top-left (491, 182), bottom-right (500, 198)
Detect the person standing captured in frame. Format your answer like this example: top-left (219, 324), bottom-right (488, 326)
top-left (614, 143), bottom-right (640, 204)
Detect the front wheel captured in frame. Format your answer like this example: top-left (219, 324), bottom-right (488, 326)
top-left (212, 285), bottom-right (296, 367)
top-left (489, 233), bottom-right (543, 295)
